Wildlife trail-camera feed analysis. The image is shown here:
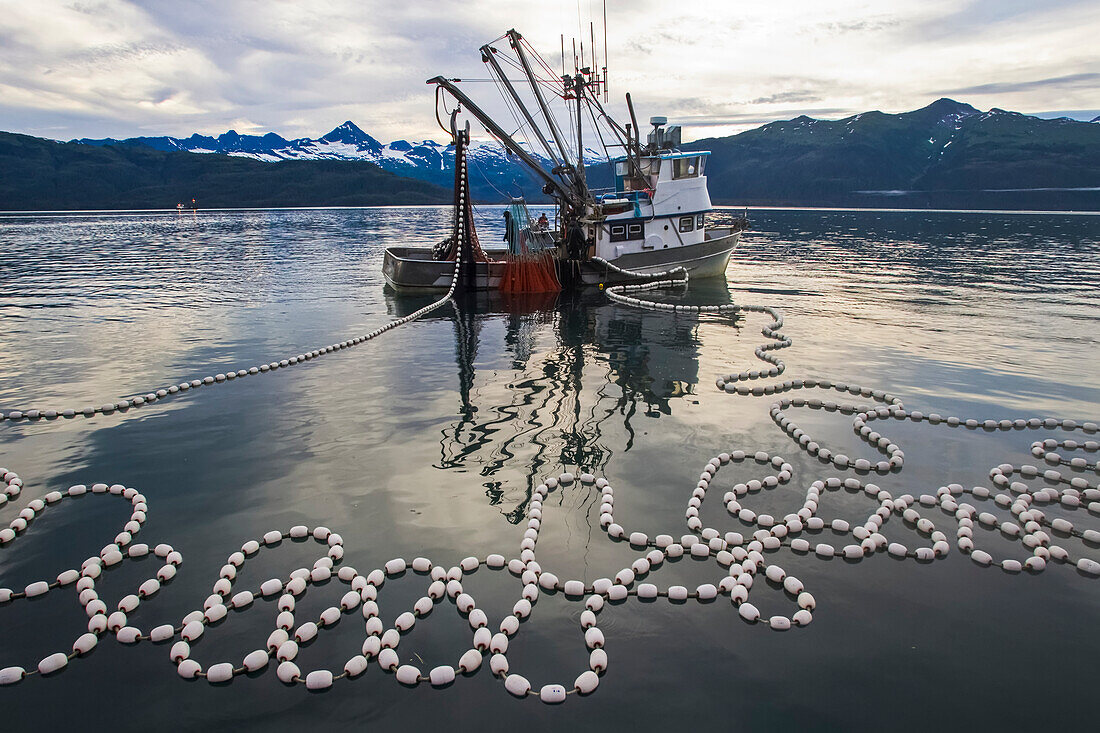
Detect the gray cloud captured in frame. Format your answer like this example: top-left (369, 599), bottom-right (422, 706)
top-left (912, 0), bottom-right (1093, 40)
top-left (940, 72), bottom-right (1100, 97)
top-left (748, 91), bottom-right (822, 105)
top-left (64, 41), bottom-right (185, 68)
top-left (810, 18), bottom-right (900, 34)
top-left (675, 108), bottom-right (852, 127)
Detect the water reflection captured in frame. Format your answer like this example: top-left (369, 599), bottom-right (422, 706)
top-left (383, 285), bottom-right (734, 523)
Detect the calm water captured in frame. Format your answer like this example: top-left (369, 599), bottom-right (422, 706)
top-left (0, 207), bottom-right (1098, 731)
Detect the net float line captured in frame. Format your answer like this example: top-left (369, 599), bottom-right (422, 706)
top-left (2, 379), bottom-right (1096, 700)
top-left (2, 243), bottom-right (1098, 700)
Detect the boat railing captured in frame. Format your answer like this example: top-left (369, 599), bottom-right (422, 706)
top-left (599, 190), bottom-right (651, 203)
top-left (596, 189), bottom-right (652, 218)
top-left (520, 226), bottom-right (555, 250)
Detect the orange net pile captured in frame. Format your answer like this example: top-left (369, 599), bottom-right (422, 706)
top-left (500, 251), bottom-right (560, 294)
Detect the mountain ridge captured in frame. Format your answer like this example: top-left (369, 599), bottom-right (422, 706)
top-left (6, 98), bottom-right (1098, 210)
top-left (0, 131), bottom-right (451, 210)
top-left (73, 120), bottom-right (575, 202)
top-left (682, 98), bottom-right (1099, 208)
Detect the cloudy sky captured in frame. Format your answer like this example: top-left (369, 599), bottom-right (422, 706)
top-left (0, 0), bottom-right (1096, 143)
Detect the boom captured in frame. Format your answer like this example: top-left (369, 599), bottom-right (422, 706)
top-left (426, 76), bottom-right (581, 208)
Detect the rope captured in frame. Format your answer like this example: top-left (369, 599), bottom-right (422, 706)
top-left (594, 258), bottom-right (742, 315)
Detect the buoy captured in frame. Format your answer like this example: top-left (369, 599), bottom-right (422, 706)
top-left (0, 667), bottom-right (25, 685)
top-left (206, 663), bottom-right (234, 683)
top-left (540, 684), bottom-right (567, 703)
top-left (505, 674), bottom-right (531, 697)
top-left (970, 550), bottom-right (993, 566)
top-left (306, 670), bottom-right (334, 690)
top-left (738, 603), bottom-right (760, 622)
top-left (575, 670), bottom-right (600, 694)
top-left (178, 660), bottom-right (202, 679)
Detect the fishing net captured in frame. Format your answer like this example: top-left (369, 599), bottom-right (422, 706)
top-left (500, 199), bottom-right (560, 294)
top-left (435, 140), bottom-right (491, 264)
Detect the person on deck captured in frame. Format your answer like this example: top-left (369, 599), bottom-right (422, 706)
top-left (536, 212), bottom-right (549, 230)
top-left (502, 210), bottom-right (517, 251)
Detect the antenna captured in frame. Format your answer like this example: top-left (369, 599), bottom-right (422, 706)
top-left (590, 21), bottom-right (596, 77)
top-left (602, 0), bottom-right (608, 101)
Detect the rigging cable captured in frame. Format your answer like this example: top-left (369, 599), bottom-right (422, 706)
top-left (483, 59), bottom-right (548, 165)
top-left (435, 86), bottom-right (452, 138)
top-left (468, 132), bottom-right (521, 203)
top-left (584, 86), bottom-right (612, 163)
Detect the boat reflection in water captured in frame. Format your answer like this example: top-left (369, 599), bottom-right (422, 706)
top-left (383, 279), bottom-right (740, 523)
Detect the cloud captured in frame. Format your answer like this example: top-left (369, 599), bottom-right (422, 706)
top-left (940, 72), bottom-right (1100, 97)
top-left (911, 0), bottom-right (1093, 40)
top-left (808, 18), bottom-right (901, 35)
top-left (64, 41), bottom-right (186, 68)
top-left (678, 109), bottom-right (851, 127)
top-left (0, 0), bottom-right (1097, 144)
top-left (748, 91), bottom-right (823, 105)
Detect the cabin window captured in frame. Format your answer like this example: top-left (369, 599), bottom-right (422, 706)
top-left (610, 222), bottom-right (644, 242)
top-left (678, 216), bottom-right (694, 233)
top-left (617, 160), bottom-right (648, 192)
top-left (696, 213), bottom-right (705, 229)
top-left (638, 158), bottom-right (661, 176)
top-left (672, 156), bottom-right (700, 180)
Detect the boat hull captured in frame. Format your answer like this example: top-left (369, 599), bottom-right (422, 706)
top-left (580, 229), bottom-right (740, 285)
top-left (383, 247), bottom-right (509, 292)
top-left (382, 229), bottom-right (739, 292)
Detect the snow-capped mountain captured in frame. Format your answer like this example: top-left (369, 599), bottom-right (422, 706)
top-left (73, 121), bottom-right (606, 202)
top-left (60, 99), bottom-right (1098, 210)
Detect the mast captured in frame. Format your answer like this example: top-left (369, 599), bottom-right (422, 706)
top-left (602, 0), bottom-right (609, 102)
top-left (590, 20), bottom-right (597, 91)
top-left (574, 74), bottom-right (585, 188)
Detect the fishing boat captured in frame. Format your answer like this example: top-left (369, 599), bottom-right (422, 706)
top-left (383, 27), bottom-right (747, 292)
